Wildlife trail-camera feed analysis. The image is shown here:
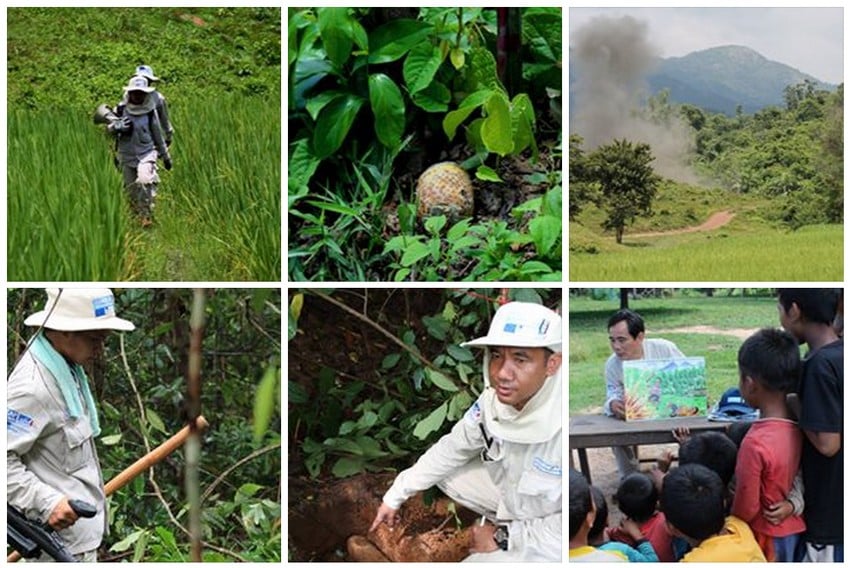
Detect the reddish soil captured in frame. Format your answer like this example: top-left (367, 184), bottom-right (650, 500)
top-left (288, 473), bottom-right (476, 562)
top-left (630, 210), bottom-right (736, 238)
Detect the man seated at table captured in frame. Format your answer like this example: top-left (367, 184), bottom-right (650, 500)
top-left (603, 309), bottom-right (684, 477)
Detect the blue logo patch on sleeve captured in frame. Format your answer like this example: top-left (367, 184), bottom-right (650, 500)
top-left (8, 409), bottom-right (35, 434)
top-left (464, 401), bottom-right (483, 424)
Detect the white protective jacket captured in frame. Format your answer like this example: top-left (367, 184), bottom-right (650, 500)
top-left (7, 351), bottom-right (107, 554)
top-left (382, 359), bottom-right (562, 562)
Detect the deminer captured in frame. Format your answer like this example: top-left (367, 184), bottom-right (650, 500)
top-left (108, 75), bottom-right (172, 227)
top-left (368, 301), bottom-right (563, 562)
top-left (128, 65), bottom-right (173, 147)
top-left (8, 289), bottom-right (136, 562)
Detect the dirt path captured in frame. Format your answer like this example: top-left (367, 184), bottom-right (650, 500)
top-left (630, 210), bottom-right (735, 238)
top-left (652, 324), bottom-right (758, 340)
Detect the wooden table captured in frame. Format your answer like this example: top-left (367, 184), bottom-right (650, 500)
top-left (569, 414), bottom-right (728, 483)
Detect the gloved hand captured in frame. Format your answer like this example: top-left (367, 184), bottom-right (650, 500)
top-left (163, 156), bottom-right (173, 171)
top-left (110, 116), bottom-right (131, 133)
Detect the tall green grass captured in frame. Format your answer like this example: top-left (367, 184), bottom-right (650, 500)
top-left (8, 94), bottom-right (280, 281)
top-left (143, 94), bottom-right (281, 281)
top-left (570, 225), bottom-right (843, 281)
top-left (8, 109), bottom-right (136, 280)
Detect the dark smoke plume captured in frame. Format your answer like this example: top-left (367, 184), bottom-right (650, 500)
top-left (570, 15), bottom-right (699, 182)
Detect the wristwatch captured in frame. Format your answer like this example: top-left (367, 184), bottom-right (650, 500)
top-left (493, 525), bottom-right (509, 551)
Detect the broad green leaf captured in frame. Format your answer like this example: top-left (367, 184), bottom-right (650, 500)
top-left (446, 219), bottom-right (471, 241)
top-left (512, 289), bottom-right (544, 305)
top-left (100, 433), bottom-right (122, 445)
top-left (253, 365), bottom-right (280, 443)
top-left (332, 456), bottom-right (364, 477)
top-left (422, 315), bottom-right (450, 341)
top-left (446, 344), bottom-right (475, 362)
top-left (110, 529), bottom-right (146, 553)
top-left (510, 93), bottom-right (537, 159)
top-left (529, 215), bottom-right (562, 257)
top-left (339, 420), bottom-right (357, 435)
top-left (425, 368), bottom-right (459, 392)
top-left (369, 73), bottom-right (405, 150)
top-left (368, 20), bottom-right (433, 64)
top-left (447, 390), bottom-right (474, 421)
top-left (413, 401), bottom-right (448, 440)
top-left (403, 41), bottom-right (444, 94)
top-left (475, 165), bottom-right (502, 182)
top-left (305, 90), bottom-right (344, 121)
top-left (411, 81), bottom-right (451, 112)
top-left (288, 139), bottom-right (320, 196)
top-left (132, 530), bottom-right (149, 563)
top-left (317, 8), bottom-right (353, 68)
top-left (424, 215), bottom-right (447, 235)
top-left (401, 241), bottom-right (431, 266)
top-left (313, 95), bottom-right (365, 158)
top-left (443, 89), bottom-right (493, 140)
top-left (145, 408), bottom-right (167, 435)
top-left (481, 93), bottom-right (513, 156)
top-left (519, 260), bottom-right (554, 274)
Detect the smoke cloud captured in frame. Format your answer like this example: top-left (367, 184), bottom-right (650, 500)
top-left (570, 15), bottom-right (699, 183)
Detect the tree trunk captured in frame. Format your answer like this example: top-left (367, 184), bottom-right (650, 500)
top-left (616, 226), bottom-right (624, 244)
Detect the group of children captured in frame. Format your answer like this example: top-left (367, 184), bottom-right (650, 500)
top-left (571, 289), bottom-right (843, 562)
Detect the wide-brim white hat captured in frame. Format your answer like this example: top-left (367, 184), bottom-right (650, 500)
top-left (461, 301), bottom-right (561, 352)
top-left (123, 75), bottom-right (154, 93)
top-left (24, 288), bottom-right (135, 331)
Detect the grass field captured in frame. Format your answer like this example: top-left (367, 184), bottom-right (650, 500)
top-left (8, 96), bottom-right (280, 281)
top-left (570, 224), bottom-right (843, 281)
top-left (568, 292), bottom-right (780, 414)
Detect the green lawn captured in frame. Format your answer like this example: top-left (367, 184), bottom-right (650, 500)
top-left (568, 292), bottom-right (781, 414)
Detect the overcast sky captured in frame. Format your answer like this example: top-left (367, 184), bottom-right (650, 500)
top-left (570, 7), bottom-right (844, 84)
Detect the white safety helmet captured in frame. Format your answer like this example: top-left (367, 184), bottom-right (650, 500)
top-left (135, 65), bottom-right (159, 82)
top-left (24, 288), bottom-right (135, 332)
top-left (123, 75), bottom-right (155, 93)
top-left (461, 301), bottom-right (561, 353)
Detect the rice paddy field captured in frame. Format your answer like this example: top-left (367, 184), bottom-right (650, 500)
top-left (7, 7), bottom-right (281, 281)
top-left (569, 224), bottom-right (843, 281)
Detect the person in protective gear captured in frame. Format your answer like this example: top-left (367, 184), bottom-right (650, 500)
top-left (8, 289), bottom-right (136, 562)
top-left (109, 75), bottom-right (172, 226)
top-left (126, 65), bottom-right (174, 147)
top-left (368, 301), bottom-right (563, 562)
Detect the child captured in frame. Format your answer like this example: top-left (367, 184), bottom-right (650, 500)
top-left (777, 289), bottom-right (843, 562)
top-left (608, 472), bottom-right (675, 561)
top-left (732, 328), bottom-right (805, 561)
top-left (588, 485), bottom-right (658, 562)
top-left (661, 464), bottom-right (765, 562)
top-left (569, 469), bottom-right (626, 562)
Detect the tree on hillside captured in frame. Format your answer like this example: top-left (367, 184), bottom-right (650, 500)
top-left (588, 139), bottom-right (660, 243)
top-left (568, 134), bottom-right (598, 219)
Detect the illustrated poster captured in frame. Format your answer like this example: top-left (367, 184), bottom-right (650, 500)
top-left (622, 357), bottom-right (707, 421)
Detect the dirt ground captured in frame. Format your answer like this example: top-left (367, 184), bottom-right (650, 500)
top-left (630, 210), bottom-right (736, 238)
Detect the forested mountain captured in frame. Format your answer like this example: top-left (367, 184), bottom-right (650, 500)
top-left (650, 45), bottom-right (835, 115)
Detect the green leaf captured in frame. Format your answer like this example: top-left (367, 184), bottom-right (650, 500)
top-left (313, 95), bottom-right (365, 158)
top-left (305, 90), bottom-right (344, 121)
top-left (254, 365), bottom-right (280, 443)
top-left (424, 215), bottom-right (447, 235)
top-left (510, 93), bottom-right (537, 159)
top-left (475, 165), bottom-right (502, 182)
top-left (422, 315), bottom-right (450, 340)
top-left (368, 73), bottom-right (405, 150)
top-left (332, 456), bottom-right (365, 477)
top-left (519, 260), bottom-right (554, 274)
top-left (403, 41), bottom-right (444, 94)
top-left (368, 19), bottom-right (433, 64)
top-left (288, 139), bottom-right (321, 196)
top-left (446, 219), bottom-right (471, 241)
top-left (100, 433), bottom-right (122, 446)
top-left (338, 420), bottom-right (357, 435)
top-left (425, 368), bottom-right (459, 392)
top-left (446, 344), bottom-right (475, 362)
top-left (110, 528), bottom-right (147, 553)
top-left (529, 215), bottom-right (562, 257)
top-left (413, 402), bottom-right (448, 440)
top-left (411, 81), bottom-right (451, 112)
top-left (401, 241), bottom-right (431, 266)
top-left (381, 353), bottom-right (401, 369)
top-left (447, 391), bottom-right (474, 421)
top-left (481, 93), bottom-right (513, 156)
top-left (132, 530), bottom-right (149, 563)
top-left (145, 408), bottom-right (167, 435)
top-left (443, 89), bottom-right (493, 140)
top-left (317, 8), bottom-right (353, 68)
